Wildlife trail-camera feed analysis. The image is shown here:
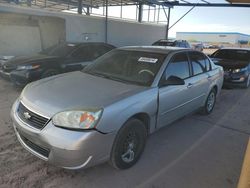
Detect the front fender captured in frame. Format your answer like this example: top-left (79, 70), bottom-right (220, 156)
top-left (96, 88), bottom-right (158, 134)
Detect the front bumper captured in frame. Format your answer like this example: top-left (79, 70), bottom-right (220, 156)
top-left (11, 100), bottom-right (116, 169)
top-left (10, 69), bottom-right (43, 86)
top-left (223, 71), bottom-right (248, 87)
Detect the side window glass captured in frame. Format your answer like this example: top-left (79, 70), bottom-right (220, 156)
top-left (179, 43), bottom-right (186, 48)
top-left (96, 46), bottom-right (112, 57)
top-left (190, 52), bottom-right (206, 75)
top-left (71, 46), bottom-right (90, 60)
top-left (165, 53), bottom-right (190, 80)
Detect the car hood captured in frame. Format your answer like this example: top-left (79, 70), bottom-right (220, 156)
top-left (20, 71), bottom-right (147, 117)
top-left (211, 58), bottom-right (249, 70)
top-left (4, 54), bottom-right (60, 67)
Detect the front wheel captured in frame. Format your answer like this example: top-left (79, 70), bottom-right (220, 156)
top-left (200, 88), bottom-right (217, 115)
top-left (110, 119), bottom-right (147, 169)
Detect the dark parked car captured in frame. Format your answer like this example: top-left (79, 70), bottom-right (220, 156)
top-left (210, 48), bottom-right (250, 88)
top-left (0, 42), bottom-right (115, 86)
top-left (152, 39), bottom-right (191, 48)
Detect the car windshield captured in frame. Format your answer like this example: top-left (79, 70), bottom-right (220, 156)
top-left (153, 41), bottom-right (175, 46)
top-left (83, 49), bottom-right (167, 86)
top-left (40, 43), bottom-right (76, 57)
top-left (212, 49), bottom-right (250, 61)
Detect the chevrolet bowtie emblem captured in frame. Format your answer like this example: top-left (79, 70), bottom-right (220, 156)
top-left (23, 112), bottom-right (31, 119)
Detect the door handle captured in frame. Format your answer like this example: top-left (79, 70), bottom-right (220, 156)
top-left (187, 83), bottom-right (193, 88)
top-left (207, 75), bottom-right (212, 79)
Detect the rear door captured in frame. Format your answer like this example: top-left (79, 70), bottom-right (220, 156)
top-left (186, 51), bottom-right (210, 108)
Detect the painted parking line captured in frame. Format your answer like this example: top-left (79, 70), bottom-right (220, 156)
top-left (238, 138), bottom-right (250, 188)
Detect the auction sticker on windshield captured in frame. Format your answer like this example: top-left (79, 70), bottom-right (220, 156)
top-left (138, 57), bottom-right (158, 63)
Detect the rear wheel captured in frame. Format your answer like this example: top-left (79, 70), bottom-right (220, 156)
top-left (110, 119), bottom-right (147, 169)
top-left (41, 69), bottom-right (59, 78)
top-left (200, 88), bottom-right (216, 115)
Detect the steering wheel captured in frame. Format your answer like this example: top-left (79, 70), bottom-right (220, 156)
top-left (138, 69), bottom-right (155, 77)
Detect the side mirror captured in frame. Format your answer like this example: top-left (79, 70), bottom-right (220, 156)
top-left (161, 76), bottom-right (185, 86)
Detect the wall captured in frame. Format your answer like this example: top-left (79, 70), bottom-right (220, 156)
top-left (65, 15), bottom-right (166, 47)
top-left (0, 12), bottom-right (65, 56)
top-left (108, 19), bottom-right (166, 47)
top-left (0, 14), bottom-right (42, 56)
top-left (0, 4), bottom-right (166, 55)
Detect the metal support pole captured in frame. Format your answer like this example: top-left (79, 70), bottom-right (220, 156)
top-left (120, 0), bottom-right (123, 18)
top-left (138, 3), bottom-right (143, 22)
top-left (153, 6), bottom-right (156, 22)
top-left (148, 6), bottom-right (150, 22)
top-left (78, 0), bottom-right (83, 14)
top-left (86, 7), bottom-right (90, 15)
top-left (105, 0), bottom-right (108, 43)
top-left (157, 5), bottom-right (160, 23)
top-left (166, 7), bottom-right (171, 39)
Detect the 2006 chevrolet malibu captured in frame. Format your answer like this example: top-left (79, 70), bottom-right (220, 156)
top-left (11, 46), bottom-right (224, 170)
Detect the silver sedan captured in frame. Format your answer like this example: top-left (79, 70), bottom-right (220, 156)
top-left (11, 46), bottom-right (224, 170)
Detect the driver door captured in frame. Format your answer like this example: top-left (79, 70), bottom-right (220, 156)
top-left (157, 52), bottom-right (194, 129)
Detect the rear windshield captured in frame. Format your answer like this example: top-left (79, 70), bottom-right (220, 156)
top-left (83, 49), bottom-right (167, 86)
top-left (212, 49), bottom-right (250, 61)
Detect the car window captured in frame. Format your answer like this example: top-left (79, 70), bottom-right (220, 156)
top-left (71, 46), bottom-right (90, 60)
top-left (91, 45), bottom-right (113, 59)
top-left (179, 42), bottom-right (186, 48)
top-left (71, 45), bottom-right (113, 61)
top-left (189, 52), bottom-right (207, 75)
top-left (152, 41), bottom-right (175, 46)
top-left (84, 49), bottom-right (167, 86)
top-left (164, 53), bottom-right (190, 80)
top-left (44, 43), bottom-right (76, 57)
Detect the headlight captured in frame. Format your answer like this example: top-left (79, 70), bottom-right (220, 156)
top-left (52, 110), bottom-right (103, 130)
top-left (232, 69), bottom-right (241, 73)
top-left (232, 67), bottom-right (247, 73)
top-left (17, 65), bottom-right (40, 70)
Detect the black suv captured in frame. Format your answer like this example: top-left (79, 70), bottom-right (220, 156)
top-left (0, 42), bottom-right (115, 86)
top-left (152, 39), bottom-right (191, 48)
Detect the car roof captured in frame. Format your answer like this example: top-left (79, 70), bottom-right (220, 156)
top-left (118, 46), bottom-right (193, 54)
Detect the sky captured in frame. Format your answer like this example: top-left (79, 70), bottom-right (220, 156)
top-left (168, 5), bottom-right (250, 37)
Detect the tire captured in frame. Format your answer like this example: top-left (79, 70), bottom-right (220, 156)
top-left (41, 69), bottom-right (59, 78)
top-left (243, 75), bottom-right (250, 89)
top-left (200, 88), bottom-right (217, 115)
top-left (110, 118), bottom-right (147, 169)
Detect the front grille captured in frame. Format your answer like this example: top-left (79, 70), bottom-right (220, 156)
top-left (17, 103), bottom-right (49, 130)
top-left (19, 133), bottom-right (50, 158)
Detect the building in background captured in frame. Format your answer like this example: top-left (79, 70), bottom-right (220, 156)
top-left (176, 32), bottom-right (250, 45)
